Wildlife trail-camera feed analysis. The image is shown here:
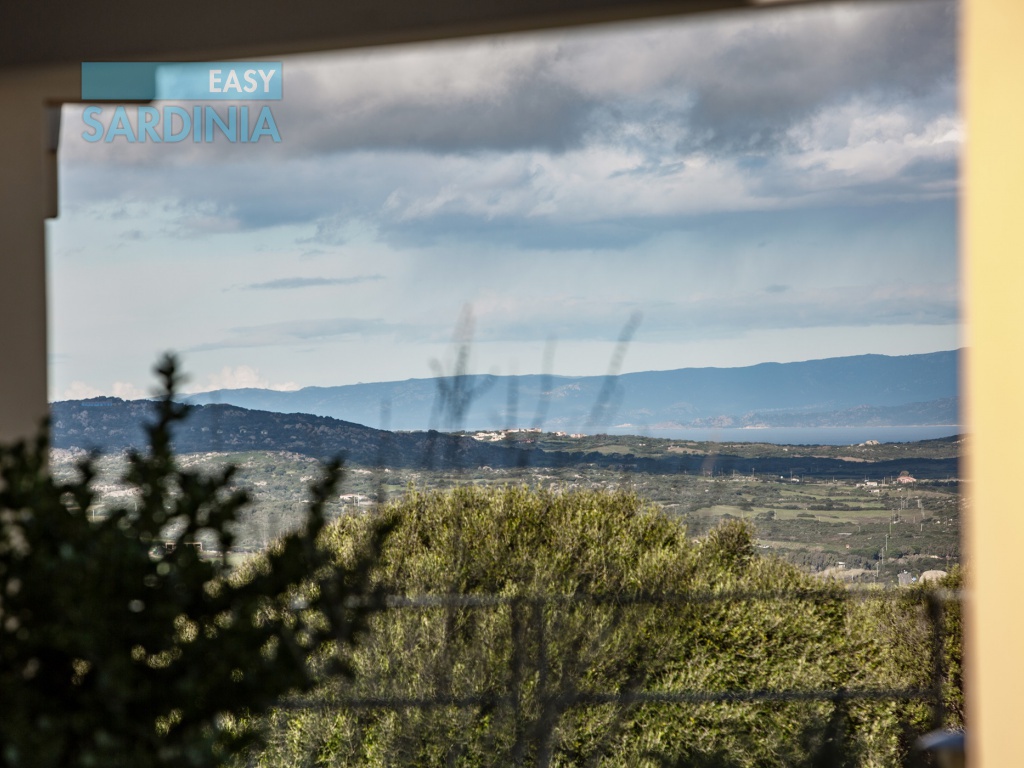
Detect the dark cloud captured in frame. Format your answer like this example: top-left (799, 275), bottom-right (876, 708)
top-left (60, 0), bottom-right (953, 163)
top-left (60, 161), bottom-right (377, 232)
top-left (244, 275), bottom-right (383, 290)
top-left (279, 63), bottom-right (597, 155)
top-left (61, 143), bottom-right (958, 270)
top-left (675, 0), bottom-right (957, 154)
top-left (57, 0), bottom-right (958, 251)
top-left (269, 0), bottom-right (956, 158)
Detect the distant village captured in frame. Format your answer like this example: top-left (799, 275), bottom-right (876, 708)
top-left (471, 428), bottom-right (587, 442)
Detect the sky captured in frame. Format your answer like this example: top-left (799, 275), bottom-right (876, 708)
top-left (48, 0), bottom-right (960, 401)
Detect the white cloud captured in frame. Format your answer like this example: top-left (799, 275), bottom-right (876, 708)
top-left (59, 380), bottom-right (150, 400)
top-left (111, 381), bottom-right (148, 400)
top-left (62, 381), bottom-right (104, 400)
top-left (787, 104), bottom-right (961, 188)
top-left (188, 365), bottom-right (300, 393)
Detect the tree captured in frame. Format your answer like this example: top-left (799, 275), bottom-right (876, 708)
top-left (0, 355), bottom-right (387, 768)
top-left (241, 487), bottom-right (920, 768)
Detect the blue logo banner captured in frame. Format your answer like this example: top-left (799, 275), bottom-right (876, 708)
top-left (82, 62), bottom-right (283, 101)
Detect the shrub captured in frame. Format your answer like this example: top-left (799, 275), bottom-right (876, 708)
top-left (240, 486), bottom-right (927, 768)
top-left (0, 356), bottom-right (387, 768)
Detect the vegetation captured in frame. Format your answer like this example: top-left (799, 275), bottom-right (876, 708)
top-left (522, 432), bottom-right (962, 464)
top-left (3, 356), bottom-right (962, 766)
top-left (51, 447), bottom-right (962, 584)
top-left (235, 486), bottom-right (961, 768)
top-left (0, 356), bottom-right (387, 768)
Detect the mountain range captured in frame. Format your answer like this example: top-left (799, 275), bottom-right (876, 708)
top-left (181, 350), bottom-right (960, 432)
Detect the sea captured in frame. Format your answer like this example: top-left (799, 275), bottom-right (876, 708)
top-left (603, 425), bottom-right (963, 446)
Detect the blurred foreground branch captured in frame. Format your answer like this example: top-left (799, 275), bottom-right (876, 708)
top-left (0, 354), bottom-right (390, 768)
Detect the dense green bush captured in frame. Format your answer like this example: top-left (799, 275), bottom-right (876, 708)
top-left (237, 486), bottom-right (957, 767)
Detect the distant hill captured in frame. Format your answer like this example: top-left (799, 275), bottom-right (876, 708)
top-left (49, 400), bottom-right (508, 470)
top-left (49, 399), bottom-right (959, 480)
top-left (181, 350), bottom-right (960, 432)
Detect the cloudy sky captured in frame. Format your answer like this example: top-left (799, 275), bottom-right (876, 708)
top-left (48, 0), bottom-right (959, 400)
